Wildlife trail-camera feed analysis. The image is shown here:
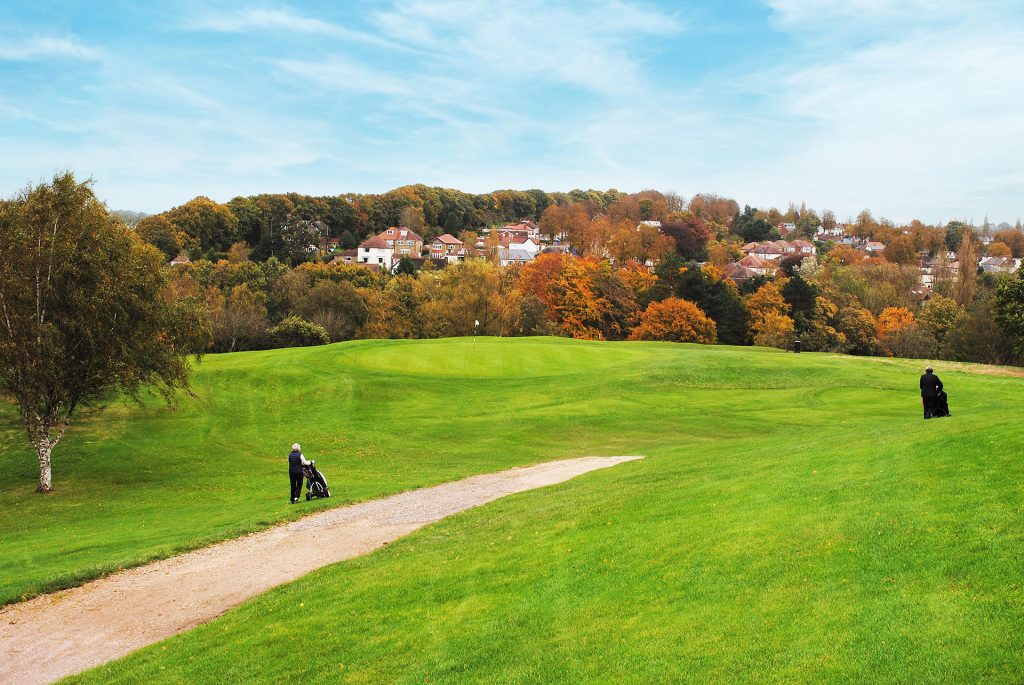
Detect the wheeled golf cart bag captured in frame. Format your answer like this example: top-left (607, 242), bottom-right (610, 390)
top-left (933, 389), bottom-right (951, 418)
top-left (302, 461), bottom-right (331, 500)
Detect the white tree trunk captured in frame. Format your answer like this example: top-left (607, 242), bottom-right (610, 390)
top-left (36, 438), bottom-right (53, 493)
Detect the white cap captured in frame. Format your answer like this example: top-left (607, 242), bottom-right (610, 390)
top-left (291, 443), bottom-right (301, 451)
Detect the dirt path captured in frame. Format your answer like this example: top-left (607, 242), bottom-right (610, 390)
top-left (0, 456), bottom-right (641, 685)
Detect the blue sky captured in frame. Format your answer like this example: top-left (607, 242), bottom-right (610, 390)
top-left (2, 1), bottom-right (1023, 223)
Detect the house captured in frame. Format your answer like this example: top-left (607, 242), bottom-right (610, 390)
top-left (500, 234), bottom-right (542, 255)
top-left (445, 247), bottom-right (467, 264)
top-left (777, 222), bottom-right (796, 236)
top-left (790, 239), bottom-right (817, 255)
top-left (498, 248), bottom-right (534, 266)
top-left (865, 241), bottom-right (886, 253)
top-left (737, 254), bottom-right (776, 276)
top-left (404, 257), bottom-right (449, 271)
top-left (169, 253), bottom-right (190, 266)
top-left (357, 235), bottom-right (394, 270)
top-left (910, 287), bottom-right (933, 303)
top-left (815, 226), bottom-right (844, 240)
top-left (377, 226), bottom-right (424, 257)
top-left (722, 263), bottom-right (758, 285)
top-left (499, 222), bottom-right (541, 242)
top-left (979, 256), bottom-right (1021, 274)
top-left (752, 242), bottom-right (786, 261)
top-left (329, 249), bottom-right (358, 266)
top-left (637, 220), bottom-right (662, 230)
top-left (429, 233), bottom-right (463, 259)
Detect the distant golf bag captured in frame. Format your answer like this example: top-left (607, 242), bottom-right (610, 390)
top-left (302, 461), bottom-right (331, 501)
top-left (932, 389), bottom-right (951, 418)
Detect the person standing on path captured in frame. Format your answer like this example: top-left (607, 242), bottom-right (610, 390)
top-left (920, 367), bottom-right (943, 419)
top-left (288, 443), bottom-right (311, 503)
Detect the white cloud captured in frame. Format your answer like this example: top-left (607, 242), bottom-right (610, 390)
top-left (370, 0), bottom-right (684, 94)
top-left (188, 7), bottom-right (397, 48)
top-left (730, 5), bottom-right (1024, 221)
top-left (0, 36), bottom-right (102, 61)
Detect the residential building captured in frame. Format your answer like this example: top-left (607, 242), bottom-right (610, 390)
top-left (498, 248), bottom-right (534, 266)
top-left (357, 235), bottom-right (394, 270)
top-left (377, 226), bottom-right (424, 256)
top-left (430, 233), bottom-right (463, 259)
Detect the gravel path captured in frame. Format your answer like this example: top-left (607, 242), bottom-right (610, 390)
top-left (0, 456), bottom-right (641, 685)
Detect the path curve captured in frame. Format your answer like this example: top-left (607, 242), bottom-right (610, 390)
top-left (0, 456), bottom-right (641, 685)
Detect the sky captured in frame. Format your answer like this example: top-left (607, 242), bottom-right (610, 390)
top-left (2, 0), bottom-right (1023, 224)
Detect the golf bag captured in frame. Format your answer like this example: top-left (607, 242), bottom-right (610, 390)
top-left (302, 461), bottom-right (331, 501)
top-left (932, 389), bottom-right (951, 418)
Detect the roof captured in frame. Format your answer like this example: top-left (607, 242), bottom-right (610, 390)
top-left (738, 254), bottom-right (771, 268)
top-left (722, 263), bottom-right (757, 281)
top-left (359, 235), bottom-right (389, 249)
top-left (380, 226), bottom-right (424, 242)
top-left (169, 254), bottom-right (190, 265)
top-left (433, 233), bottom-right (463, 245)
top-left (790, 239), bottom-right (815, 248)
top-left (501, 223), bottom-right (536, 232)
top-left (499, 248), bottom-right (534, 261)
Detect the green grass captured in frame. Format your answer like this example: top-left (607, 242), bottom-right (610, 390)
top-left (2, 338), bottom-right (1022, 683)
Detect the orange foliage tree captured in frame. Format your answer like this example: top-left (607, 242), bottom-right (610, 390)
top-left (987, 241), bottom-right (1013, 259)
top-left (628, 298), bottom-right (717, 343)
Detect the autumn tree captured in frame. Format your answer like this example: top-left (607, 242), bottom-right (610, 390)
top-left (628, 298), bottom-right (717, 343)
top-left (993, 229), bottom-right (1024, 257)
top-left (661, 214), bottom-right (710, 260)
top-left (955, 232), bottom-right (978, 306)
top-left (227, 241), bottom-right (251, 264)
top-left (0, 174), bottom-right (204, 491)
top-left (918, 295), bottom-right (964, 349)
top-left (208, 284), bottom-right (270, 351)
top-left (136, 214), bottom-right (184, 260)
top-left (652, 255), bottom-right (748, 344)
top-left (751, 312), bottom-right (795, 349)
top-left (884, 234), bottom-right (917, 265)
top-left (987, 241), bottom-right (1013, 259)
top-left (293, 280), bottom-right (368, 342)
top-left (746, 280), bottom-right (789, 325)
top-left (164, 196), bottom-right (240, 253)
top-left (835, 306), bottom-right (879, 355)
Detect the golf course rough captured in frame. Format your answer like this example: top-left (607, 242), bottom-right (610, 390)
top-left (1, 337), bottom-right (1022, 683)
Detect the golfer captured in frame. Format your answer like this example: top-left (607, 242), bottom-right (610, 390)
top-left (919, 367), bottom-right (944, 420)
top-left (288, 442), bottom-right (311, 503)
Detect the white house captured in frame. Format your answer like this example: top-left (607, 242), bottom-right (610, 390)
top-left (498, 248), bottom-right (534, 266)
top-left (357, 235), bottom-right (393, 270)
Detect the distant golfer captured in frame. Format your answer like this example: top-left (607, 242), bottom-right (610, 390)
top-left (288, 443), bottom-right (312, 504)
top-left (919, 367), bottom-right (944, 420)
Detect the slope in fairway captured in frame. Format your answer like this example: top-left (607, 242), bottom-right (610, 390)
top-left (3, 338), bottom-right (1023, 682)
top-left (0, 337), bottom-right (655, 606)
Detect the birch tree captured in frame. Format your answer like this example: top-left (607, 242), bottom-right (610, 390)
top-left (0, 173), bottom-right (202, 492)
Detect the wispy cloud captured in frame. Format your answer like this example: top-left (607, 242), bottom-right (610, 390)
top-left (187, 7), bottom-right (397, 48)
top-left (370, 0), bottom-right (684, 93)
top-left (0, 36), bottom-right (102, 61)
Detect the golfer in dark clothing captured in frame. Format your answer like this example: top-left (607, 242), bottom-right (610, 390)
top-left (920, 367), bottom-right (943, 419)
top-left (288, 442), bottom-right (311, 503)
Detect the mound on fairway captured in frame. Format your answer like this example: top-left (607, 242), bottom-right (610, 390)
top-left (2, 338), bottom-right (1023, 683)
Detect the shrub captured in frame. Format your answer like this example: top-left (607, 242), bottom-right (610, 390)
top-left (268, 316), bottom-right (330, 348)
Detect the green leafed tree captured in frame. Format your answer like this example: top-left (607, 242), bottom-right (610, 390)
top-left (993, 272), bottom-right (1024, 355)
top-left (0, 173), bottom-right (206, 492)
